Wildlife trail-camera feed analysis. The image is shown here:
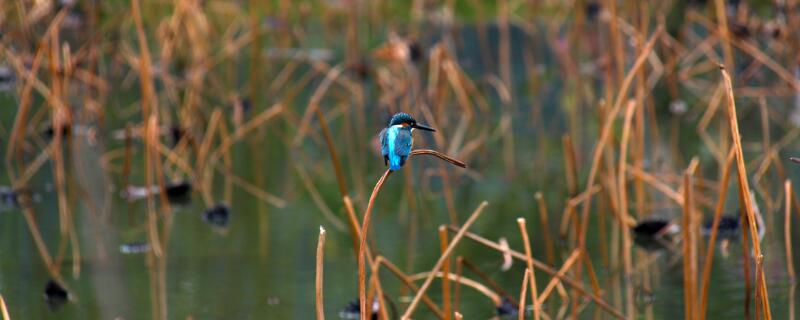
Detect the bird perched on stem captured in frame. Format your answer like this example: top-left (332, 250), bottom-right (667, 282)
top-left (379, 113), bottom-right (435, 171)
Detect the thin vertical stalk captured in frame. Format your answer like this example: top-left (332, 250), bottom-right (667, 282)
top-left (720, 65), bottom-right (771, 319)
top-left (617, 100), bottom-right (636, 320)
top-left (519, 268), bottom-right (531, 320)
top-left (682, 171), bottom-right (697, 319)
top-left (535, 192), bottom-right (555, 265)
top-left (517, 218), bottom-right (540, 320)
top-left (700, 148), bottom-right (736, 317)
top-left (316, 226), bottom-right (326, 320)
top-left (455, 256), bottom-right (463, 313)
top-left (439, 226), bottom-right (452, 320)
top-left (787, 180), bottom-right (796, 282)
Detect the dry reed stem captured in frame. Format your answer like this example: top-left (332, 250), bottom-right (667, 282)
top-left (217, 168), bottom-right (286, 208)
top-left (439, 226), bottom-right (452, 320)
top-left (517, 218), bottom-right (540, 320)
top-left (617, 100), bottom-right (637, 319)
top-left (562, 135), bottom-right (578, 196)
top-left (535, 192), bottom-right (555, 265)
top-left (460, 259), bottom-right (517, 303)
top-left (787, 180), bottom-right (796, 282)
top-left (358, 148), bottom-right (466, 316)
top-left (576, 25), bottom-right (664, 245)
top-left (342, 196), bottom-right (362, 256)
top-left (401, 201), bottom-right (489, 319)
top-left (366, 259), bottom-right (390, 320)
top-left (0, 293), bottom-right (9, 320)
top-left (4, 12), bottom-right (65, 168)
top-left (712, 0), bottom-right (735, 76)
top-left (209, 103), bottom-right (283, 163)
top-left (720, 65), bottom-right (771, 319)
top-left (682, 171), bottom-right (697, 319)
top-left (293, 65), bottom-right (344, 146)
top-left (314, 105), bottom-right (348, 197)
top-left (376, 257), bottom-right (445, 319)
top-left (407, 271), bottom-right (500, 305)
top-left (537, 249), bottom-right (581, 305)
top-left (455, 256), bottom-right (463, 313)
top-left (410, 149), bottom-right (468, 168)
top-left (358, 170), bottom-right (392, 317)
top-left (519, 268), bottom-right (531, 320)
top-left (294, 165), bottom-right (346, 231)
top-left (578, 25), bottom-right (664, 247)
top-left (700, 147), bottom-right (736, 317)
top-left (144, 116), bottom-right (163, 258)
top-left (446, 226), bottom-right (624, 319)
top-left (316, 226), bottom-right (326, 320)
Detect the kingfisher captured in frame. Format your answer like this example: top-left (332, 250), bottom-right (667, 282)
top-left (379, 112), bottom-right (436, 171)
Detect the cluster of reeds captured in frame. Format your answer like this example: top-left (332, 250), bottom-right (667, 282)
top-left (2, 1), bottom-right (800, 319)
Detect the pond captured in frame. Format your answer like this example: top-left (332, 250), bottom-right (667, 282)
top-left (1, 1), bottom-right (800, 319)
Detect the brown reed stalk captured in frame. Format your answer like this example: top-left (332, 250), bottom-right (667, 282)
top-left (787, 180), bottom-right (796, 282)
top-left (517, 218), bottom-right (541, 320)
top-left (144, 116), bottom-right (163, 257)
top-left (400, 201), bottom-right (489, 319)
top-left (407, 271), bottom-right (501, 305)
top-left (682, 170), bottom-right (698, 319)
top-left (342, 196), bottom-right (361, 255)
top-left (314, 104), bottom-right (348, 197)
top-left (366, 259), bottom-right (390, 320)
top-left (358, 148), bottom-right (467, 316)
top-left (519, 268), bottom-right (531, 320)
top-left (713, 0), bottom-right (735, 76)
top-left (577, 24), bottom-right (663, 246)
top-left (535, 192), bottom-right (555, 265)
top-left (720, 65), bottom-right (771, 319)
top-left (316, 226), bottom-right (326, 320)
top-left (460, 259), bottom-right (517, 303)
top-left (358, 169), bottom-right (392, 317)
top-left (376, 257), bottom-right (446, 319)
top-left (439, 226), bottom-right (452, 320)
top-left (537, 249), bottom-right (582, 304)
top-left (455, 256), bottom-right (463, 313)
top-left (0, 293), bottom-right (9, 320)
top-left (617, 99), bottom-right (637, 320)
top-left (446, 226), bottom-right (625, 319)
top-left (294, 65), bottom-right (344, 146)
top-left (700, 148), bottom-right (736, 317)
top-left (563, 135), bottom-right (578, 197)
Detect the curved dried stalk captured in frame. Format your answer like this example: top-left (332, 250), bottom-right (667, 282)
top-left (409, 149), bottom-right (467, 168)
top-left (407, 270), bottom-right (500, 305)
top-left (358, 149), bottom-right (466, 317)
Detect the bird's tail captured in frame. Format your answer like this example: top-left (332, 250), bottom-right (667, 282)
top-left (389, 155), bottom-right (403, 171)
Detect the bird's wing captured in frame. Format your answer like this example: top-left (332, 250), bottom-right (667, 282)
top-left (394, 129), bottom-right (413, 157)
top-left (379, 127), bottom-right (389, 156)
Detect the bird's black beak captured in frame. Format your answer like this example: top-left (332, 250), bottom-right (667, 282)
top-left (412, 123), bottom-right (436, 132)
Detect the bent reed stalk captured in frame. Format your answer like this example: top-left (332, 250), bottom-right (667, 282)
top-left (358, 149), bottom-right (466, 317)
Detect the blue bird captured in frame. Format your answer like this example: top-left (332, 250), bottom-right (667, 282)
top-left (379, 113), bottom-right (436, 171)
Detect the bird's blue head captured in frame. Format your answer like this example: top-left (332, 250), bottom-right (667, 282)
top-left (387, 112), bottom-right (436, 131)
